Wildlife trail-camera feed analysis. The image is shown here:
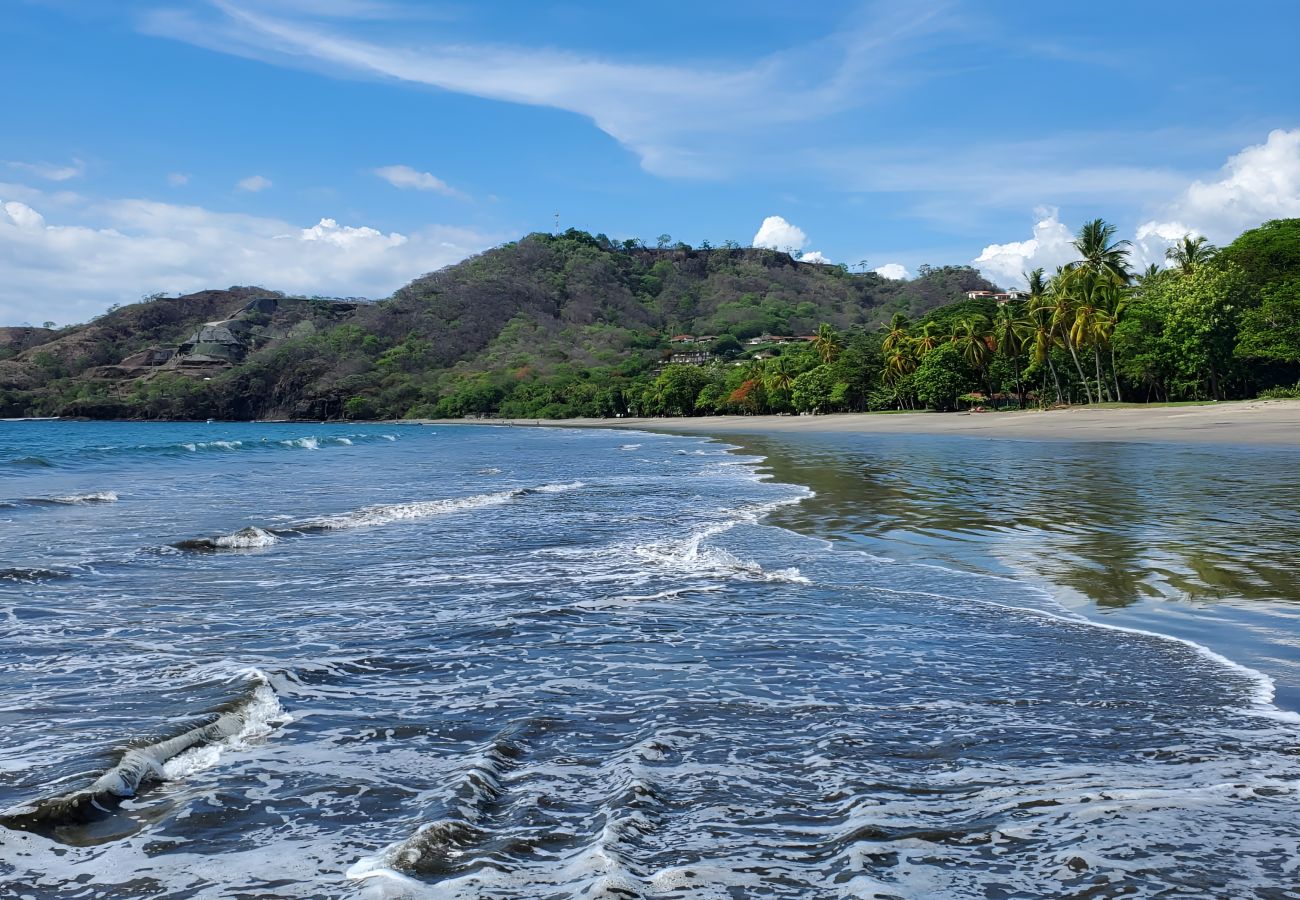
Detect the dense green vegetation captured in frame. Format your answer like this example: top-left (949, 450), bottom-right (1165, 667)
top-left (0, 233), bottom-right (992, 420)
top-left (1, 220), bottom-right (1297, 420)
top-left (867, 219), bottom-right (1300, 411)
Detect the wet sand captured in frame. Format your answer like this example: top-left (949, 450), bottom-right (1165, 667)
top-left (426, 399), bottom-right (1300, 446)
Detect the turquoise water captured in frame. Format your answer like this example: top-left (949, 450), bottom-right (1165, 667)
top-left (0, 421), bottom-right (1297, 898)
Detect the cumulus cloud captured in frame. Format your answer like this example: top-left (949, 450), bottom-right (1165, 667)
top-left (873, 263), bottom-right (910, 280)
top-left (1137, 128), bottom-right (1300, 248)
top-left (974, 130), bottom-right (1300, 285)
top-left (0, 186), bottom-right (494, 326)
top-left (167, 172), bottom-right (191, 187)
top-left (237, 174), bottom-right (272, 192)
top-left (373, 164), bottom-right (467, 199)
top-left (799, 250), bottom-right (831, 264)
top-left (753, 215), bottom-right (807, 251)
top-left (5, 158), bottom-right (86, 182)
top-left (971, 206), bottom-right (1078, 288)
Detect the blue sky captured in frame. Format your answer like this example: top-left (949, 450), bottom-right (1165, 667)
top-left (2, 0), bottom-right (1299, 324)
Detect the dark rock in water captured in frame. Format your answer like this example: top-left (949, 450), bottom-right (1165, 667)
top-left (0, 567), bottom-right (68, 583)
top-left (173, 525), bottom-right (281, 551)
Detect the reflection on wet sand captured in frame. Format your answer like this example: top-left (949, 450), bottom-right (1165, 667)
top-left (733, 433), bottom-right (1300, 705)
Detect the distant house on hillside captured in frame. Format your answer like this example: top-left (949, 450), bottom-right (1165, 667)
top-left (967, 289), bottom-right (1030, 305)
top-left (669, 334), bottom-right (695, 345)
top-left (669, 350), bottom-right (715, 366)
top-left (746, 334), bottom-right (811, 346)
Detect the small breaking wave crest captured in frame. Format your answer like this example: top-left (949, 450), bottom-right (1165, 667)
top-left (7, 456), bottom-right (53, 468)
top-left (27, 491), bottom-right (118, 506)
top-left (0, 671), bottom-right (288, 842)
top-left (173, 526), bottom-right (281, 552)
top-left (6, 432), bottom-right (402, 471)
top-left (172, 483), bottom-right (585, 550)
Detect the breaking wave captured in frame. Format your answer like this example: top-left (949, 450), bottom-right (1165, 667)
top-left (172, 483), bottom-right (586, 550)
top-left (0, 672), bottom-right (288, 841)
top-left (173, 526), bottom-right (281, 552)
top-left (31, 491), bottom-right (118, 505)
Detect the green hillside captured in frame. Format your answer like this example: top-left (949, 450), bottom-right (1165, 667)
top-left (0, 230), bottom-right (992, 420)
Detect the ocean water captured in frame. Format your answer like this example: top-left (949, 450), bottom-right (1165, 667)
top-left (0, 420), bottom-right (1297, 898)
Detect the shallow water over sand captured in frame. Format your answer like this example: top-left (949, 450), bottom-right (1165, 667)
top-left (1, 421), bottom-right (1297, 897)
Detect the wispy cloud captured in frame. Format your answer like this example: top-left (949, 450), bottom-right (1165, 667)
top-left (5, 158), bottom-right (86, 182)
top-left (167, 172), bottom-right (191, 186)
top-left (237, 174), bottom-right (272, 192)
top-left (139, 0), bottom-right (961, 177)
top-left (373, 164), bottom-right (467, 199)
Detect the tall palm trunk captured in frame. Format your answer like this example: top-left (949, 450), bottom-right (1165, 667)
top-left (1094, 347), bottom-right (1110, 402)
top-left (1046, 355), bottom-right (1064, 404)
top-left (1109, 345), bottom-right (1122, 402)
top-left (1064, 335), bottom-right (1094, 404)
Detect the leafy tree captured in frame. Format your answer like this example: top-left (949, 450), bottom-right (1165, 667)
top-left (711, 334), bottom-right (743, 358)
top-left (791, 365), bottom-right (838, 412)
top-left (1237, 279), bottom-right (1300, 365)
top-left (914, 342), bottom-right (976, 411)
top-left (648, 364), bottom-right (710, 416)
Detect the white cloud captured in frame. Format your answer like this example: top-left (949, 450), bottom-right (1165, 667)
top-left (971, 206), bottom-right (1077, 288)
top-left (167, 172), bottom-right (191, 187)
top-left (1130, 220), bottom-right (1195, 271)
top-left (0, 186), bottom-right (495, 326)
top-left (5, 159), bottom-right (86, 182)
top-left (373, 164), bottom-right (466, 199)
top-left (753, 215), bottom-right (807, 251)
top-left (799, 250), bottom-right (831, 264)
top-left (1138, 128), bottom-right (1300, 246)
top-left (237, 174), bottom-right (272, 192)
top-left (873, 263), bottom-right (910, 280)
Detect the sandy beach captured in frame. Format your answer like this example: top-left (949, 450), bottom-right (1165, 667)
top-left (425, 399), bottom-right (1300, 446)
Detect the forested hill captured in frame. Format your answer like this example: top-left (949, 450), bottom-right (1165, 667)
top-left (0, 229), bottom-right (994, 420)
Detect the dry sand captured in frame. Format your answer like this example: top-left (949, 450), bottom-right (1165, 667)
top-left (425, 399), bottom-right (1300, 446)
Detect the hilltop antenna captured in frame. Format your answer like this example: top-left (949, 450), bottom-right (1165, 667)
top-left (554, 212), bottom-right (560, 235)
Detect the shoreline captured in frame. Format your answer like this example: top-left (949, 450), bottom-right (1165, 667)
top-left (420, 398), bottom-right (1300, 446)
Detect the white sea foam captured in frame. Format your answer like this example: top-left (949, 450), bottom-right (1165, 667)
top-left (160, 681), bottom-right (288, 779)
top-left (633, 522), bottom-right (809, 584)
top-left (297, 490), bottom-right (522, 530)
top-left (531, 480), bottom-right (585, 493)
top-left (46, 491), bottom-right (118, 504)
top-left (212, 526), bottom-right (280, 549)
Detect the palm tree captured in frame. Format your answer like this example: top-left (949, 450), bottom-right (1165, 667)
top-left (1047, 268), bottom-right (1095, 403)
top-left (1069, 273), bottom-right (1109, 401)
top-left (764, 355), bottom-right (796, 405)
top-left (1165, 234), bottom-right (1218, 274)
top-left (812, 323), bottom-right (843, 364)
top-left (1025, 268), bottom-right (1064, 405)
top-left (993, 303), bottom-right (1032, 407)
top-left (1096, 290), bottom-right (1125, 403)
top-left (951, 315), bottom-right (993, 399)
top-left (1069, 218), bottom-right (1132, 285)
top-left (882, 313), bottom-right (911, 353)
top-left (913, 322), bottom-right (941, 356)
top-left (1135, 262), bottom-right (1163, 285)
